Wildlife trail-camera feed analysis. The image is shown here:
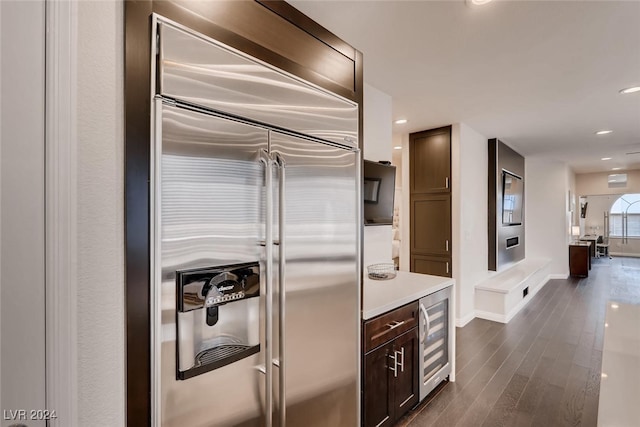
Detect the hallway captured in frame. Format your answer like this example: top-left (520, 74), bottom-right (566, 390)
top-left (399, 257), bottom-right (640, 427)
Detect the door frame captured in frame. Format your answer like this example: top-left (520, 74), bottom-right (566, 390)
top-left (45, 0), bottom-right (78, 425)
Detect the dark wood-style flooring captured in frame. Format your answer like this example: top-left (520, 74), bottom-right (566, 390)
top-left (398, 256), bottom-right (640, 427)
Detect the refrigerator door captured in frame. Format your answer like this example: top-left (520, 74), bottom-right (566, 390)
top-left (270, 132), bottom-right (359, 426)
top-left (157, 103), bottom-right (270, 426)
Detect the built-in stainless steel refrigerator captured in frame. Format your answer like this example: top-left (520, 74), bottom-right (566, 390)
top-left (150, 18), bottom-right (361, 426)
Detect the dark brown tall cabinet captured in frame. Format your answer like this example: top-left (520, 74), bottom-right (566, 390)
top-left (410, 126), bottom-right (452, 277)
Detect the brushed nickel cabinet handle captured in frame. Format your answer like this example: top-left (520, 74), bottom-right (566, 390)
top-left (388, 352), bottom-right (398, 377)
top-left (397, 347), bottom-right (405, 373)
top-left (386, 320), bottom-right (406, 330)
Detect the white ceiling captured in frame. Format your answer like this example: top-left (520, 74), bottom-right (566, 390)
top-left (289, 0), bottom-right (640, 174)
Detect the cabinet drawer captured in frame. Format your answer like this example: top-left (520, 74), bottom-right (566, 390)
top-left (364, 301), bottom-right (418, 353)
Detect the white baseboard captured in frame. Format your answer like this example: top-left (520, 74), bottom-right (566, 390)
top-left (456, 311), bottom-right (476, 328)
top-left (475, 310), bottom-right (507, 323)
top-left (610, 252), bottom-right (640, 258)
top-left (549, 273), bottom-right (569, 280)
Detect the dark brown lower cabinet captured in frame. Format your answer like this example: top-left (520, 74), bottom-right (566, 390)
top-left (569, 242), bottom-right (591, 277)
top-left (363, 328), bottom-right (419, 427)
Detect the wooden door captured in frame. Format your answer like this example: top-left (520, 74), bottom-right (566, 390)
top-left (411, 193), bottom-right (451, 256)
top-left (409, 126), bottom-right (452, 278)
top-left (392, 329), bottom-right (419, 419)
top-left (410, 127), bottom-right (451, 193)
top-left (363, 343), bottom-right (394, 427)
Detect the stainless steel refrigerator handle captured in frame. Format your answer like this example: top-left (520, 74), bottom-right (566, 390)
top-left (274, 151), bottom-right (287, 426)
top-left (420, 303), bottom-right (430, 344)
top-left (259, 148), bottom-right (274, 427)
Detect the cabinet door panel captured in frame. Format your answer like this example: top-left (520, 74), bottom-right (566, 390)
top-left (411, 255), bottom-right (451, 278)
top-left (411, 194), bottom-right (451, 256)
top-left (410, 127), bottom-right (451, 193)
top-left (363, 344), bottom-right (394, 427)
top-left (392, 329), bottom-right (419, 418)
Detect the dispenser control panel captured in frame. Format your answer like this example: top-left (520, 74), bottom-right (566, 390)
top-left (175, 261), bottom-right (261, 380)
top-left (177, 262), bottom-right (260, 313)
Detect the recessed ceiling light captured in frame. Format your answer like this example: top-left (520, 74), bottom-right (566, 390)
top-left (595, 130), bottom-right (613, 135)
top-left (393, 146), bottom-right (402, 150)
top-left (611, 303), bottom-right (619, 309)
top-left (612, 167), bottom-right (622, 171)
top-left (619, 86), bottom-right (640, 94)
top-left (601, 373), bottom-right (608, 379)
top-left (394, 119), bottom-right (408, 125)
top-left (471, 0), bottom-right (493, 5)
top-left (601, 157), bottom-right (612, 161)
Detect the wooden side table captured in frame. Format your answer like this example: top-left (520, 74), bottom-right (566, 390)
top-left (569, 241), bottom-right (591, 277)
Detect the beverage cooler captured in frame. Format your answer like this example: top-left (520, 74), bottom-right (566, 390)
top-left (418, 286), bottom-right (453, 400)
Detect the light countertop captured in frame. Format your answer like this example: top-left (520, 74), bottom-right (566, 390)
top-left (362, 270), bottom-right (455, 320)
top-left (597, 301), bottom-right (640, 427)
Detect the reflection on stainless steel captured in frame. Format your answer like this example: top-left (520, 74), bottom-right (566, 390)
top-left (159, 22), bottom-right (358, 148)
top-left (153, 17), bottom-right (360, 427)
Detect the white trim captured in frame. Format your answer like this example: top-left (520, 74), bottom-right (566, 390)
top-left (549, 273), bottom-right (569, 279)
top-left (0, 1), bottom-right (3, 410)
top-left (45, 1), bottom-right (78, 426)
top-left (474, 309), bottom-right (507, 323)
top-left (610, 252), bottom-right (640, 258)
top-left (456, 311), bottom-right (476, 328)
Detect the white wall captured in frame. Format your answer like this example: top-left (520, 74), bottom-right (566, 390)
top-left (363, 84), bottom-right (393, 163)
top-left (1, 2), bottom-right (46, 424)
top-left (76, 1), bottom-right (125, 425)
top-left (363, 83), bottom-right (393, 265)
top-left (452, 124), bottom-right (489, 325)
top-left (576, 169), bottom-right (640, 196)
top-left (526, 158), bottom-right (571, 276)
top-left (582, 194), bottom-right (615, 235)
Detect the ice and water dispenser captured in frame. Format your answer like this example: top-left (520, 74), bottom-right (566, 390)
top-left (176, 261), bottom-right (260, 380)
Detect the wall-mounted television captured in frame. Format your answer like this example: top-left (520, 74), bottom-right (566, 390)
top-left (364, 160), bottom-right (396, 225)
top-left (502, 170), bottom-right (523, 226)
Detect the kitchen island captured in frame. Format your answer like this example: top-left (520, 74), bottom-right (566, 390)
top-left (361, 270), bottom-right (455, 427)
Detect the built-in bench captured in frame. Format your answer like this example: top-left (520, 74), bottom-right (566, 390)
top-left (474, 258), bottom-right (552, 323)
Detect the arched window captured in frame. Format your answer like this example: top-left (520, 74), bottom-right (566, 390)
top-left (610, 193), bottom-right (640, 237)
